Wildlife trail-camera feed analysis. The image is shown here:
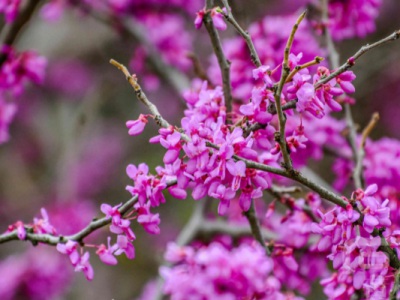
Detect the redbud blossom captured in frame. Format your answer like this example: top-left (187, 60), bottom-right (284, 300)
top-left (126, 114), bottom-right (148, 136)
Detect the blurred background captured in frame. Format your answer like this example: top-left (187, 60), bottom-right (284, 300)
top-left (1, 0), bottom-right (400, 299)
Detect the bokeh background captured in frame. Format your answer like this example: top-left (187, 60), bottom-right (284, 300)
top-left (1, 0), bottom-right (400, 299)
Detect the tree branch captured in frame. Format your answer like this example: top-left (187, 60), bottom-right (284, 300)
top-left (203, 0), bottom-right (233, 115)
top-left (220, 0), bottom-right (261, 67)
top-left (244, 199), bottom-right (271, 255)
top-left (353, 112), bottom-right (379, 190)
top-left (0, 195), bottom-right (139, 245)
top-left (315, 29), bottom-right (400, 88)
top-left (273, 11), bottom-right (307, 171)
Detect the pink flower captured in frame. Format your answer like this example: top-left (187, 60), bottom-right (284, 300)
top-left (160, 131), bottom-right (182, 165)
top-left (252, 65), bottom-right (273, 87)
top-left (361, 196), bottom-right (391, 233)
top-left (32, 208), bottom-right (56, 235)
top-left (336, 71), bottom-right (356, 94)
top-left (126, 114), bottom-right (148, 136)
top-left (194, 7), bottom-right (226, 31)
top-left (74, 252), bottom-right (94, 281)
top-left (239, 186), bottom-right (262, 211)
top-left (101, 203), bottom-right (136, 241)
top-left (210, 8), bottom-right (227, 31)
top-left (96, 237), bottom-right (118, 265)
top-left (115, 235), bottom-right (135, 259)
top-left (101, 203), bottom-right (122, 224)
top-left (13, 221), bottom-right (26, 240)
top-left (135, 203), bottom-right (161, 235)
top-left (226, 160), bottom-right (246, 191)
top-left (209, 183), bottom-right (235, 215)
top-left (57, 240), bottom-right (80, 265)
top-left (194, 9), bottom-right (205, 29)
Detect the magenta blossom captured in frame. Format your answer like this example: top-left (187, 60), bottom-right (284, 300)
top-left (135, 202), bottom-right (161, 235)
top-left (57, 240), bottom-right (80, 265)
top-left (96, 237), bottom-right (118, 266)
top-left (126, 114), bottom-right (148, 136)
top-left (194, 7), bottom-right (226, 30)
top-left (115, 235), bottom-right (135, 259)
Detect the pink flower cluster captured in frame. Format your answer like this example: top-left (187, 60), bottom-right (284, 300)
top-left (125, 80), bottom-right (275, 215)
top-left (288, 66), bottom-right (356, 118)
top-left (327, 0), bottom-right (382, 40)
top-left (161, 241), bottom-right (304, 300)
top-left (0, 47), bottom-right (47, 96)
top-left (5, 208), bottom-right (56, 240)
top-left (56, 240), bottom-right (94, 280)
top-left (312, 184), bottom-right (395, 299)
top-left (0, 247), bottom-right (72, 300)
top-left (195, 7), bottom-right (227, 31)
top-left (208, 14), bottom-right (326, 99)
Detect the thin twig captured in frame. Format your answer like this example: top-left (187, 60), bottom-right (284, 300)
top-left (220, 0), bottom-right (261, 67)
top-left (244, 199), bottom-right (271, 255)
top-left (353, 112), bottom-right (379, 190)
top-left (110, 59), bottom-right (172, 130)
top-left (0, 195), bottom-right (139, 245)
top-left (285, 56), bottom-right (324, 83)
top-left (82, 5), bottom-right (190, 94)
top-left (267, 187), bottom-right (320, 223)
top-left (360, 112), bottom-right (380, 149)
top-left (203, 0), bottom-right (233, 115)
top-left (187, 52), bottom-right (210, 81)
top-left (273, 11), bottom-right (307, 171)
top-left (315, 29), bottom-right (400, 88)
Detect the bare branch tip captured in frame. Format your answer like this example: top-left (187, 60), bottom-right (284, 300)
top-left (109, 58), bottom-right (119, 67)
top-left (299, 10), bottom-right (307, 21)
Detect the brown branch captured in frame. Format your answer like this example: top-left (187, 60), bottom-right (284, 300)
top-left (0, 195), bottom-right (139, 245)
top-left (203, 0), bottom-right (233, 115)
top-left (267, 186), bottom-right (320, 223)
top-left (273, 11), bottom-right (307, 171)
top-left (353, 112), bottom-right (379, 190)
top-left (110, 59), bottom-right (173, 130)
top-left (81, 5), bottom-right (190, 95)
top-left (315, 29), bottom-right (400, 88)
top-left (244, 199), bottom-right (271, 255)
top-left (285, 56), bottom-right (324, 83)
top-left (187, 52), bottom-right (210, 81)
top-left (220, 0), bottom-right (261, 67)
top-left (360, 112), bottom-right (379, 149)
